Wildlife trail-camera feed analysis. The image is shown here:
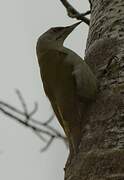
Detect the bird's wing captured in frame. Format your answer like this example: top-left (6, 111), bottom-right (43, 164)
top-left (72, 62), bottom-right (97, 101)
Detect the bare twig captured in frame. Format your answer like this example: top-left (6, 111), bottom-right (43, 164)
top-left (43, 114), bottom-right (54, 125)
top-left (16, 89), bottom-right (29, 116)
top-left (59, 0), bottom-right (90, 25)
top-left (29, 102), bottom-right (38, 117)
top-left (0, 91), bottom-right (67, 151)
top-left (0, 100), bottom-right (64, 138)
top-left (0, 101), bottom-right (24, 116)
top-left (41, 136), bottom-right (54, 152)
top-left (34, 131), bottom-right (47, 142)
top-left (0, 106), bottom-right (55, 136)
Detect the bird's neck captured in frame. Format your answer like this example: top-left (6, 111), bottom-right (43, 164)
top-left (37, 45), bottom-right (65, 57)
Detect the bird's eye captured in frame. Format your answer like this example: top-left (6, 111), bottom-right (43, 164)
top-left (51, 27), bottom-right (63, 32)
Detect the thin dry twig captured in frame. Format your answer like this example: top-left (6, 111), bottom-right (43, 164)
top-left (0, 91), bottom-right (67, 151)
top-left (41, 136), bottom-right (54, 152)
top-left (16, 89), bottom-right (29, 117)
top-left (43, 114), bottom-right (54, 125)
top-left (29, 102), bottom-right (38, 117)
top-left (59, 0), bottom-right (90, 25)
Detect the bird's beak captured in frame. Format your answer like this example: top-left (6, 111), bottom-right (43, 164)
top-left (62, 21), bottom-right (82, 40)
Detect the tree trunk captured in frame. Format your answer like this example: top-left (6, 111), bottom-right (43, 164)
top-left (64, 0), bottom-right (124, 179)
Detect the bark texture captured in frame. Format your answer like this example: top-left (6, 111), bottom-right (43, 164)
top-left (64, 0), bottom-right (124, 179)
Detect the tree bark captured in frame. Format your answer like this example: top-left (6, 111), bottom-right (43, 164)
top-left (64, 0), bottom-right (124, 179)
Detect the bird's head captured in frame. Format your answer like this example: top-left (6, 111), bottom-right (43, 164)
top-left (36, 21), bottom-right (82, 54)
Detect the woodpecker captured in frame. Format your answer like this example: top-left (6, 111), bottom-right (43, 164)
top-left (36, 22), bottom-right (97, 154)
